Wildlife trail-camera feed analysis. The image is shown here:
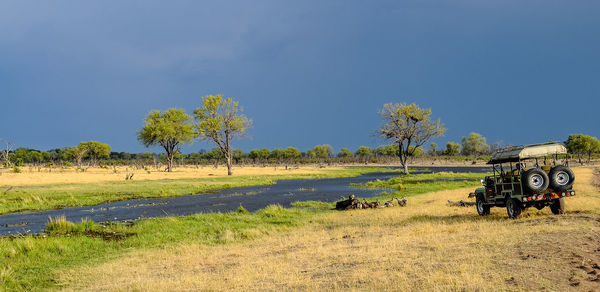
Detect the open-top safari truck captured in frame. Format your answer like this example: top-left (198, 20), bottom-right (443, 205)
top-left (474, 142), bottom-right (575, 219)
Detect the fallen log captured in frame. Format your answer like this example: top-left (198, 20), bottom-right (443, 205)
top-left (335, 194), bottom-right (357, 210)
top-left (336, 196), bottom-right (407, 210)
top-left (447, 200), bottom-right (476, 207)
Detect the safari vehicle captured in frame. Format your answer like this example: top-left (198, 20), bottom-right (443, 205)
top-left (474, 142), bottom-right (575, 219)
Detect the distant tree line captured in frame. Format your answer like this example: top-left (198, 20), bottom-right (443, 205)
top-left (3, 132), bottom-right (599, 170)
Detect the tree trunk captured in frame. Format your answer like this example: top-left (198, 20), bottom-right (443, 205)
top-left (226, 154), bottom-right (232, 176)
top-left (398, 141), bottom-right (409, 174)
top-left (166, 151), bottom-right (173, 172)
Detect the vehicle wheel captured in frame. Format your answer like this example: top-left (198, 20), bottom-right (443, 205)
top-left (550, 198), bottom-right (565, 215)
top-left (506, 196), bottom-right (522, 219)
top-left (476, 195), bottom-right (490, 216)
top-left (548, 166), bottom-right (575, 192)
top-left (521, 168), bottom-right (550, 194)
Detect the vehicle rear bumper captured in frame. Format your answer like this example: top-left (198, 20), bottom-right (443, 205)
top-left (522, 190), bottom-right (575, 203)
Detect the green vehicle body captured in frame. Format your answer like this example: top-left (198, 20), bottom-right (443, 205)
top-left (474, 142), bottom-right (575, 218)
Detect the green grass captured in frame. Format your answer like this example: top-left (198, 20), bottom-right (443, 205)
top-left (0, 205), bottom-right (325, 291)
top-left (0, 167), bottom-right (395, 215)
top-left (291, 200), bottom-right (335, 210)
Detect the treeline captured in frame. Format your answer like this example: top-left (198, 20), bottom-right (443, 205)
top-left (2, 133), bottom-right (599, 169)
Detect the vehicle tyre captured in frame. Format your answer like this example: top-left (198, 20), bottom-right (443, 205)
top-left (550, 198), bottom-right (565, 215)
top-left (548, 166), bottom-right (575, 192)
top-left (506, 196), bottom-right (522, 219)
top-left (521, 168), bottom-right (550, 194)
top-left (476, 195), bottom-right (490, 216)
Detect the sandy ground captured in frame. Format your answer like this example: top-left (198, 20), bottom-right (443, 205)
top-left (58, 167), bottom-right (600, 291)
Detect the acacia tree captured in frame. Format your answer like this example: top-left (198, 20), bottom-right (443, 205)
top-left (443, 142), bottom-right (461, 156)
top-left (137, 108), bottom-right (195, 172)
top-left (84, 141), bottom-right (111, 163)
top-left (313, 144), bottom-right (334, 159)
top-left (565, 134), bottom-right (600, 163)
top-left (428, 143), bottom-right (438, 156)
top-left (248, 148), bottom-right (270, 163)
top-left (355, 146), bottom-right (372, 163)
top-left (461, 132), bottom-right (490, 159)
top-left (67, 144), bottom-right (88, 167)
top-left (378, 103), bottom-right (445, 174)
top-left (193, 95), bottom-right (252, 176)
top-left (338, 148), bottom-right (353, 158)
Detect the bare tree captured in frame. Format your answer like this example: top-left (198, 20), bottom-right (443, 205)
top-left (0, 138), bottom-right (13, 167)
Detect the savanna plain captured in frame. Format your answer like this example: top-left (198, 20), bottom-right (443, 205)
top-left (1, 166), bottom-right (599, 291)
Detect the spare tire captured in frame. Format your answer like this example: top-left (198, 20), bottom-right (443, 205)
top-left (521, 168), bottom-right (549, 194)
top-left (548, 165), bottom-right (575, 192)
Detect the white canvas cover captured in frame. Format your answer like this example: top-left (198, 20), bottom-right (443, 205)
top-left (488, 143), bottom-right (567, 164)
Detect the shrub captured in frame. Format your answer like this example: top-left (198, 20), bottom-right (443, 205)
top-left (12, 166), bottom-right (21, 173)
top-left (237, 205), bottom-right (249, 214)
top-left (15, 158), bottom-right (24, 167)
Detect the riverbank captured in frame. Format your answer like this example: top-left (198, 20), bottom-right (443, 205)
top-left (57, 167), bottom-right (600, 291)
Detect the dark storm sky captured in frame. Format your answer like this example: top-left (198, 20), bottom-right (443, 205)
top-left (1, 1), bottom-right (599, 153)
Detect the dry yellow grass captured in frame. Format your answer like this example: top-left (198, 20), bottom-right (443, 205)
top-left (0, 165), bottom-right (341, 186)
top-left (59, 168), bottom-right (600, 291)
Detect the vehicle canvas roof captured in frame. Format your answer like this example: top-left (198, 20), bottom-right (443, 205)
top-left (487, 142), bottom-right (567, 164)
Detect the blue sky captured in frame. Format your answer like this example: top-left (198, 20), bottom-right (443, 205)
top-left (1, 1), bottom-right (598, 153)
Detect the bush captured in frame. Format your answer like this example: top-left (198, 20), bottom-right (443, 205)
top-left (15, 158), bottom-right (24, 167)
top-left (12, 166), bottom-right (21, 173)
top-left (237, 205), bottom-right (249, 214)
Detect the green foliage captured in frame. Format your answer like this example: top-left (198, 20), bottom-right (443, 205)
top-left (313, 144), bottom-right (333, 158)
top-left (232, 149), bottom-right (246, 161)
top-left (461, 132), bottom-right (490, 157)
top-left (407, 146), bottom-right (423, 157)
top-left (565, 134), bottom-right (600, 161)
top-left (270, 148), bottom-right (285, 159)
top-left (378, 103), bottom-right (446, 173)
top-left (337, 148), bottom-right (353, 158)
top-left (14, 158), bottom-right (24, 167)
top-left (248, 148), bottom-right (271, 160)
top-left (355, 146), bottom-right (372, 157)
top-left (306, 149), bottom-right (316, 158)
top-left (193, 94), bottom-right (252, 175)
top-left (12, 166), bottom-right (21, 173)
top-left (81, 141), bottom-right (111, 161)
top-left (428, 143), bottom-right (438, 156)
top-left (443, 142), bottom-right (461, 156)
top-left (137, 108), bottom-right (195, 172)
top-left (283, 147), bottom-right (301, 159)
top-left (375, 144), bottom-right (398, 156)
